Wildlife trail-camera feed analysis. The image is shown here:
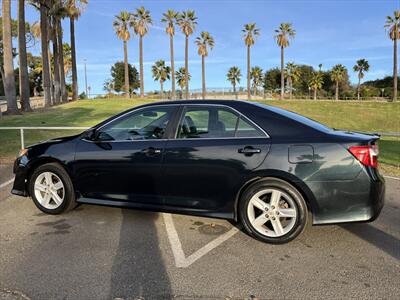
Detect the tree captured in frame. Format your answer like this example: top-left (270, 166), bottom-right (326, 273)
top-left (250, 66), bottom-right (263, 96)
top-left (103, 78), bottom-right (113, 94)
top-left (284, 62), bottom-right (301, 99)
top-left (110, 61), bottom-right (139, 94)
top-left (263, 68), bottom-right (281, 95)
top-left (132, 6), bottom-right (152, 99)
top-left (2, 0), bottom-right (18, 114)
top-left (353, 59), bottom-right (370, 100)
top-left (309, 72), bottom-right (323, 100)
top-left (27, 53), bottom-right (43, 96)
top-left (330, 64), bottom-right (346, 100)
top-left (18, 0), bottom-right (32, 111)
top-left (242, 23), bottom-right (260, 100)
top-left (195, 31), bottom-right (214, 100)
top-left (274, 23), bottom-right (296, 100)
top-left (66, 0), bottom-right (87, 101)
top-left (151, 59), bottom-right (171, 99)
top-left (226, 66), bottom-right (241, 99)
top-left (175, 67), bottom-right (191, 99)
top-left (384, 10), bottom-right (400, 102)
top-left (161, 9), bottom-right (178, 100)
top-left (177, 10), bottom-right (197, 99)
top-left (113, 11), bottom-right (133, 96)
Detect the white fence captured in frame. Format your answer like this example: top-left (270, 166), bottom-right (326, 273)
top-left (0, 127), bottom-right (89, 149)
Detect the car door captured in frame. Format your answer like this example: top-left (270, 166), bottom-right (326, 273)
top-left (72, 105), bottom-right (179, 205)
top-left (161, 104), bottom-right (271, 213)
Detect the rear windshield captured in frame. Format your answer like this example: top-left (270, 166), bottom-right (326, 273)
top-left (254, 103), bottom-right (333, 133)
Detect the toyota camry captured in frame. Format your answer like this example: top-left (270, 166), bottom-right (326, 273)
top-left (12, 100), bottom-right (385, 243)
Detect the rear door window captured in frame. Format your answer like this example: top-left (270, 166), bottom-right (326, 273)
top-left (176, 106), bottom-right (266, 139)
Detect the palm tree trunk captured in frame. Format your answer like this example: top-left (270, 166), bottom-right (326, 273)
top-left (233, 83), bottom-right (237, 100)
top-left (70, 16), bottom-right (78, 101)
top-left (253, 83), bottom-right (257, 97)
top-left (289, 78), bottom-right (293, 100)
top-left (247, 45), bottom-right (251, 100)
top-left (393, 37), bottom-right (398, 102)
top-left (160, 81), bottom-right (164, 99)
top-left (139, 36), bottom-right (144, 98)
top-left (185, 35), bottom-right (189, 99)
top-left (335, 80), bottom-right (339, 100)
top-left (313, 89), bottom-right (317, 100)
top-left (57, 17), bottom-right (67, 103)
top-left (170, 34), bottom-right (175, 100)
top-left (280, 46), bottom-right (284, 100)
top-left (2, 0), bottom-right (18, 114)
top-left (201, 55), bottom-right (206, 100)
top-left (40, 4), bottom-right (52, 107)
top-left (52, 21), bottom-right (61, 104)
top-left (123, 40), bottom-right (129, 97)
top-left (18, 0), bottom-right (31, 111)
top-left (357, 76), bottom-right (361, 100)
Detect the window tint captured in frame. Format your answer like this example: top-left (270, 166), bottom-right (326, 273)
top-left (97, 107), bottom-right (175, 141)
top-left (236, 116), bottom-right (266, 137)
top-left (177, 107), bottom-right (237, 139)
top-left (176, 106), bottom-right (266, 139)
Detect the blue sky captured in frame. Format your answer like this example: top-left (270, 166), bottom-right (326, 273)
top-left (11, 0), bottom-right (400, 95)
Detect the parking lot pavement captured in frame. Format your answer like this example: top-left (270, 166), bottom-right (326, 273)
top-left (0, 179), bottom-right (398, 299)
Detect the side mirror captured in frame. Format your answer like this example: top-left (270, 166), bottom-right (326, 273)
top-left (84, 128), bottom-right (97, 141)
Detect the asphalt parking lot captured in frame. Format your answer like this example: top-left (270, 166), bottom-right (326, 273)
top-left (0, 177), bottom-right (399, 299)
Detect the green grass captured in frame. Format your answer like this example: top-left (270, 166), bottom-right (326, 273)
top-left (0, 99), bottom-right (399, 174)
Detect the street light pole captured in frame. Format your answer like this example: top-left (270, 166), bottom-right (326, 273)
top-left (84, 59), bottom-right (88, 98)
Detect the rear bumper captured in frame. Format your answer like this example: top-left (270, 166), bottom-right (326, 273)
top-left (11, 156), bottom-right (29, 197)
top-left (309, 170), bottom-right (385, 225)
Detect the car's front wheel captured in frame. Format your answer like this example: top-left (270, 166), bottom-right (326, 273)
top-left (239, 178), bottom-right (308, 244)
top-left (29, 163), bottom-right (76, 214)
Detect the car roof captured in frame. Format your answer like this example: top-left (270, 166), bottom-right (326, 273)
top-left (139, 99), bottom-right (255, 107)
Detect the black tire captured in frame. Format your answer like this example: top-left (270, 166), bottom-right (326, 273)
top-left (28, 162), bottom-right (76, 215)
top-left (239, 177), bottom-right (308, 244)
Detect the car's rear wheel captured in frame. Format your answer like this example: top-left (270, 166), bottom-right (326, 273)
top-left (29, 163), bottom-right (76, 214)
top-left (239, 178), bottom-right (308, 244)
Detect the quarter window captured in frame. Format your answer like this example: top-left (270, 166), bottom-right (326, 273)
top-left (96, 107), bottom-right (175, 141)
top-left (176, 106), bottom-right (266, 139)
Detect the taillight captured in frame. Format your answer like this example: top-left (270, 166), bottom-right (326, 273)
top-left (348, 144), bottom-right (378, 168)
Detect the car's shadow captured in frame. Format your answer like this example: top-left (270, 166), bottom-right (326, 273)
top-left (109, 209), bottom-right (172, 299)
top-left (342, 223), bottom-right (400, 260)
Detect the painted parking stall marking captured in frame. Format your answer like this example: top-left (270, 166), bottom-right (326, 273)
top-left (163, 213), bottom-right (239, 268)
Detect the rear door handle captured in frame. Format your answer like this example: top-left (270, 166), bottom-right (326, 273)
top-left (238, 147), bottom-right (261, 154)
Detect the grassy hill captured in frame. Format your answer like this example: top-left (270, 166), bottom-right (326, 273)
top-left (0, 99), bottom-right (398, 175)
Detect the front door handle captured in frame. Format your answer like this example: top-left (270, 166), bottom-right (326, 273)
top-left (142, 147), bottom-right (162, 155)
top-left (238, 146), bottom-right (261, 154)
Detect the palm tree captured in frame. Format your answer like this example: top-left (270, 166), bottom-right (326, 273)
top-left (250, 66), bottom-right (263, 97)
top-left (175, 67), bottom-right (191, 99)
top-left (2, 0), bottom-right (18, 114)
top-left (161, 9), bottom-right (179, 100)
top-left (227, 66), bottom-right (241, 99)
top-left (242, 23), bottom-right (260, 100)
top-left (18, 0), bottom-right (32, 111)
top-left (177, 10), bottom-right (197, 99)
top-left (353, 59), bottom-right (370, 100)
top-left (151, 60), bottom-right (171, 99)
top-left (284, 62), bottom-right (301, 99)
top-left (384, 10), bottom-right (400, 102)
top-left (113, 11), bottom-right (133, 96)
top-left (330, 64), bottom-right (346, 100)
top-left (309, 72), bottom-right (323, 100)
top-left (54, 0), bottom-right (69, 103)
top-left (195, 31), bottom-right (215, 100)
top-left (133, 6), bottom-right (152, 99)
top-left (274, 23), bottom-right (296, 100)
top-left (66, 0), bottom-right (87, 101)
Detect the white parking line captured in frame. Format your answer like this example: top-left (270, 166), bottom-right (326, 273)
top-left (384, 175), bottom-right (400, 181)
top-left (0, 178), bottom-right (14, 190)
top-left (163, 213), bottom-right (239, 268)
